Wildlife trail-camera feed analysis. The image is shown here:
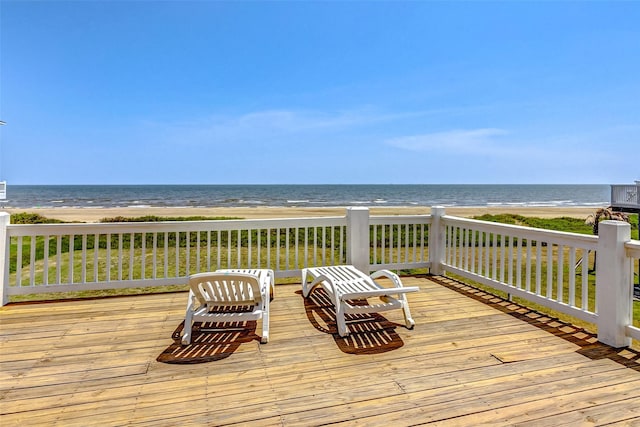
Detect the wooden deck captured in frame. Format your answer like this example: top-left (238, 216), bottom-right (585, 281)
top-left (1, 275), bottom-right (640, 426)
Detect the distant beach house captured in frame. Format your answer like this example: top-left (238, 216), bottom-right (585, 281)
top-left (611, 181), bottom-right (640, 214)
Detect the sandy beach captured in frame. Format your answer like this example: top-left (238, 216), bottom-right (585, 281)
top-left (2, 206), bottom-right (600, 223)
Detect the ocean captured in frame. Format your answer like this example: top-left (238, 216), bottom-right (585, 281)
top-left (0, 184), bottom-right (611, 209)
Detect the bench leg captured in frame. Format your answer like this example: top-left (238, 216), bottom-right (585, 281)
top-left (401, 295), bottom-right (415, 329)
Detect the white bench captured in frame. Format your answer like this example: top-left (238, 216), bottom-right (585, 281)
top-left (301, 265), bottom-right (418, 337)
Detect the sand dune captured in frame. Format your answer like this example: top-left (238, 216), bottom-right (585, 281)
top-left (3, 205), bottom-right (599, 223)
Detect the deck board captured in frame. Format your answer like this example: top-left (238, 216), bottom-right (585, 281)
top-left (1, 275), bottom-right (639, 426)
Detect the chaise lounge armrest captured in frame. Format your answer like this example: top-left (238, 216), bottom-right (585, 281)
top-left (339, 286), bottom-right (419, 301)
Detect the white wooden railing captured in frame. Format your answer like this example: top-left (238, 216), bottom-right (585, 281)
top-left (0, 207), bottom-right (637, 348)
top-left (440, 215), bottom-right (599, 323)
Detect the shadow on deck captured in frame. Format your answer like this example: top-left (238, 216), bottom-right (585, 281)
top-left (430, 275), bottom-right (640, 371)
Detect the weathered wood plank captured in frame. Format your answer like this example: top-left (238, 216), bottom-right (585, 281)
top-left (0, 277), bottom-right (638, 427)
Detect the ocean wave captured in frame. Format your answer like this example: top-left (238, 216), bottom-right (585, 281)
top-left (1, 184), bottom-right (613, 209)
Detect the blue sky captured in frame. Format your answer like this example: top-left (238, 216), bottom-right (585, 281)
top-left (0, 1), bottom-right (638, 185)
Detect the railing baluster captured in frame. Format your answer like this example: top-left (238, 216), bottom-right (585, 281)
top-left (404, 224), bottom-right (409, 264)
top-left (330, 226), bottom-right (334, 266)
top-left (499, 235), bottom-right (506, 283)
top-left (476, 230), bottom-right (483, 276)
top-left (213, 230), bottom-right (219, 270)
top-left (106, 233), bottom-right (111, 282)
top-left (535, 241), bottom-right (542, 295)
top-left (313, 227), bottom-right (317, 266)
top-left (581, 248), bottom-right (589, 310)
top-left (491, 233), bottom-right (498, 280)
top-left (412, 224), bottom-right (417, 263)
top-left (516, 236), bottom-right (522, 289)
top-left (449, 225), bottom-right (455, 267)
top-left (525, 239), bottom-right (531, 292)
top-left (93, 234), bottom-right (99, 282)
top-left (141, 232), bottom-right (146, 279)
top-left (460, 227), bottom-right (466, 270)
top-left (185, 231), bottom-right (191, 274)
top-left (340, 225), bottom-right (344, 264)
top-left (276, 229), bottom-right (281, 269)
top-left (56, 236), bottom-right (62, 284)
top-left (43, 235), bottom-right (49, 285)
top-left (195, 231), bottom-right (200, 273)
top-left (175, 231), bottom-right (180, 277)
top-left (285, 227), bottom-right (290, 270)
top-left (483, 231), bottom-right (489, 277)
top-left (164, 232), bottom-right (169, 278)
top-left (248, 228), bottom-right (253, 268)
top-left (236, 229), bottom-right (241, 269)
top-left (322, 226), bottom-right (327, 265)
top-left (557, 245), bottom-right (564, 303)
top-left (303, 227), bottom-right (308, 268)
top-left (227, 230), bottom-right (232, 269)
top-left (118, 234), bottom-right (123, 281)
top-left (81, 235), bottom-right (87, 284)
top-left (256, 228), bottom-right (262, 268)
top-left (68, 234), bottom-right (74, 284)
top-left (508, 235), bottom-right (515, 286)
top-left (16, 236), bottom-right (23, 287)
top-left (29, 236), bottom-right (36, 285)
top-left (206, 230), bottom-right (211, 271)
top-left (568, 246), bottom-right (576, 306)
top-left (152, 232), bottom-right (158, 279)
top-left (546, 243), bottom-right (553, 299)
top-left (129, 233), bottom-right (135, 280)
top-left (266, 228), bottom-right (271, 270)
top-left (470, 229), bottom-right (477, 274)
top-left (381, 225), bottom-right (386, 265)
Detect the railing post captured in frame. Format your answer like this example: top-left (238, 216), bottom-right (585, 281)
top-left (596, 220), bottom-right (632, 348)
top-left (429, 206), bottom-right (446, 275)
top-left (346, 207), bottom-right (370, 274)
top-left (0, 212), bottom-right (10, 306)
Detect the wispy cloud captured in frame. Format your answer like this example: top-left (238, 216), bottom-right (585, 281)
top-left (145, 107), bottom-right (447, 149)
top-left (385, 128), bottom-right (510, 154)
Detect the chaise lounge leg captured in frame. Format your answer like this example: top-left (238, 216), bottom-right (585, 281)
top-left (401, 295), bottom-right (415, 329)
top-left (182, 319), bottom-right (193, 345)
top-left (260, 293), bottom-right (270, 344)
top-left (336, 303), bottom-right (349, 337)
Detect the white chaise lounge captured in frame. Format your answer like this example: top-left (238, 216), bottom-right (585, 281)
top-left (301, 265), bottom-right (419, 337)
top-left (182, 271), bottom-right (270, 345)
